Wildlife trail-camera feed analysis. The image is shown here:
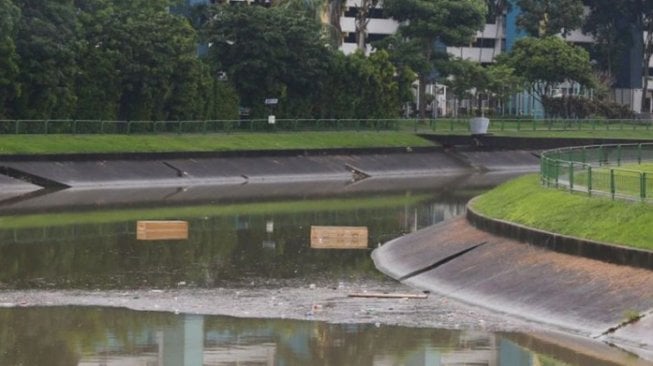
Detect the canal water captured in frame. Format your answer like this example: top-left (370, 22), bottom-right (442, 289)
top-left (0, 306), bottom-right (632, 366)
top-left (0, 173), bottom-right (647, 365)
top-left (0, 175), bottom-right (483, 290)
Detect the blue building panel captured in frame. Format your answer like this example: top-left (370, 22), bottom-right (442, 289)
top-left (504, 1), bottom-right (526, 52)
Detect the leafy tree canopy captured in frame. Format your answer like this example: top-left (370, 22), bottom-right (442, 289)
top-left (12, 0), bottom-right (81, 119)
top-left (516, 0), bottom-right (584, 37)
top-left (382, 0), bottom-right (487, 117)
top-left (204, 4), bottom-right (331, 117)
top-left (0, 0), bottom-right (21, 118)
top-left (498, 36), bottom-right (594, 98)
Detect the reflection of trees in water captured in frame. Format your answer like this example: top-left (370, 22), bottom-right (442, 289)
top-left (0, 200), bottom-right (464, 289)
top-left (203, 317), bottom-right (467, 366)
top-left (0, 307), bottom-right (173, 366)
top-left (0, 308), bottom-right (468, 366)
top-left (0, 307), bottom-right (611, 366)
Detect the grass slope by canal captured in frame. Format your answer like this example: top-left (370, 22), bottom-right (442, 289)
top-left (471, 174), bottom-right (653, 251)
top-left (0, 132), bottom-right (433, 155)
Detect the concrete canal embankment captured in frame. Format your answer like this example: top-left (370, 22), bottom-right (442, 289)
top-left (372, 207), bottom-right (653, 360)
top-left (0, 146), bottom-right (539, 193)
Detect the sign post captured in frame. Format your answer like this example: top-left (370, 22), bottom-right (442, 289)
top-left (265, 98), bottom-right (278, 126)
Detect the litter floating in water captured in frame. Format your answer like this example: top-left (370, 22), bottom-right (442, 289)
top-left (310, 226), bottom-right (368, 249)
top-left (136, 220), bottom-right (189, 241)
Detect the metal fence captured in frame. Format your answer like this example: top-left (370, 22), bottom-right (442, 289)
top-left (0, 118), bottom-right (404, 134)
top-left (0, 117), bottom-right (652, 135)
top-left (541, 143), bottom-right (653, 201)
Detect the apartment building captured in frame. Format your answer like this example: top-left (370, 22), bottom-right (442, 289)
top-left (186, 0), bottom-right (649, 115)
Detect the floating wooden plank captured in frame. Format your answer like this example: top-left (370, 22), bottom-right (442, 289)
top-left (348, 293), bottom-right (428, 299)
top-left (137, 220), bottom-right (188, 241)
top-left (310, 226), bottom-right (368, 249)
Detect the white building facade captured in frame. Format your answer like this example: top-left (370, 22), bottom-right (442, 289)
top-left (338, 0), bottom-right (650, 116)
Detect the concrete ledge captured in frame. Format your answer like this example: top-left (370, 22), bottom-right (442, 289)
top-left (421, 134), bottom-right (653, 150)
top-left (0, 146), bottom-right (443, 162)
top-left (466, 198), bottom-right (653, 270)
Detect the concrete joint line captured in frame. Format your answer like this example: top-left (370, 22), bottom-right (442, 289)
top-left (597, 308), bottom-right (653, 339)
top-left (344, 164), bottom-right (370, 182)
top-left (162, 162), bottom-right (187, 178)
top-left (398, 241), bottom-right (487, 281)
top-left (445, 149), bottom-right (486, 173)
top-left (0, 166), bottom-right (70, 189)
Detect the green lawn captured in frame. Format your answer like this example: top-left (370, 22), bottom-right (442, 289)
top-left (0, 132), bottom-right (434, 155)
top-left (471, 174), bottom-right (653, 251)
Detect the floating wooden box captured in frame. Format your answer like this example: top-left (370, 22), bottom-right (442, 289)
top-left (136, 221), bottom-right (189, 241)
top-left (310, 226), bottom-right (368, 249)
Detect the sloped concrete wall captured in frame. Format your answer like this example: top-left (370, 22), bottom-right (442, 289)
top-left (0, 149), bottom-right (539, 189)
top-left (372, 217), bottom-right (653, 360)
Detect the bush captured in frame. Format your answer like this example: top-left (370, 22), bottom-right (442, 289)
top-left (542, 96), bottom-right (635, 119)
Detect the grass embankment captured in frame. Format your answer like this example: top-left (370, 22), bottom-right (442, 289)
top-left (471, 174), bottom-right (653, 251)
top-left (0, 132), bottom-right (434, 155)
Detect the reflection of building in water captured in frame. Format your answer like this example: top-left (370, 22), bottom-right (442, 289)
top-left (401, 202), bottom-right (467, 234)
top-left (78, 315), bottom-right (276, 366)
top-left (78, 321), bottom-right (548, 366)
top-left (158, 315), bottom-right (204, 366)
top-left (373, 331), bottom-right (500, 366)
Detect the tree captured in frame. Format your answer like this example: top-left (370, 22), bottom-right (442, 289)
top-left (498, 36), bottom-right (594, 102)
top-left (383, 0), bottom-right (487, 118)
top-left (326, 0), bottom-right (345, 47)
top-left (0, 0), bottom-right (20, 118)
top-left (584, 0), bottom-right (653, 112)
top-left (485, 0), bottom-right (511, 58)
top-left (354, 0), bottom-right (380, 51)
top-left (204, 4), bottom-right (331, 118)
top-left (443, 59), bottom-right (488, 116)
top-left (485, 63), bottom-right (525, 114)
top-left (75, 0), bottom-right (208, 121)
top-left (374, 34), bottom-right (423, 101)
top-left (318, 50), bottom-right (402, 118)
top-left (515, 0), bottom-right (584, 37)
top-left (13, 0), bottom-right (81, 119)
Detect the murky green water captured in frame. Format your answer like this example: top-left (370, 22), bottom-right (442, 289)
top-left (0, 179), bottom-right (475, 290)
top-left (0, 307), bottom-right (631, 366)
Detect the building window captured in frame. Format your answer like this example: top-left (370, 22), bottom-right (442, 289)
top-left (367, 33), bottom-right (388, 43)
top-left (472, 38), bottom-right (496, 48)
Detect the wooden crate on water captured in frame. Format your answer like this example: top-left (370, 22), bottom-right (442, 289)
top-left (137, 220), bottom-right (189, 241)
top-left (310, 226), bottom-right (368, 249)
